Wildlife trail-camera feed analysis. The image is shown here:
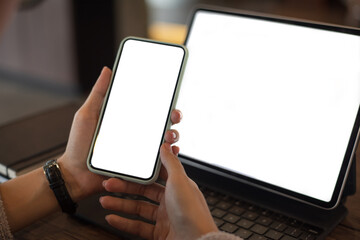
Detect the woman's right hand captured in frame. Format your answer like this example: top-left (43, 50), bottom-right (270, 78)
top-left (100, 143), bottom-right (219, 239)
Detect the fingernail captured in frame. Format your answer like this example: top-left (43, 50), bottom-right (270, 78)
top-left (179, 111), bottom-right (183, 120)
top-left (99, 196), bottom-right (103, 203)
top-left (102, 180), bottom-right (107, 188)
top-left (172, 131), bottom-right (177, 139)
top-left (105, 215), bottom-right (111, 222)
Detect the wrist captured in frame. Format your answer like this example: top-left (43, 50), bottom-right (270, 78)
top-left (56, 155), bottom-right (83, 202)
top-left (43, 159), bottom-right (77, 214)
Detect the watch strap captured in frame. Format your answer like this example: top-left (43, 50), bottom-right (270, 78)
top-left (43, 159), bottom-right (77, 214)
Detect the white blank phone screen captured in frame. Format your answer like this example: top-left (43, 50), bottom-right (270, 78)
top-left (176, 11), bottom-right (360, 202)
top-left (91, 39), bottom-right (184, 179)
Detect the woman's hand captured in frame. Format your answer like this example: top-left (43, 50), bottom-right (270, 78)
top-left (0, 66), bottom-right (184, 232)
top-left (58, 67), bottom-right (183, 202)
top-left (0, 67), bottom-right (113, 231)
top-left (57, 67), bottom-right (111, 202)
top-left (100, 144), bottom-right (218, 240)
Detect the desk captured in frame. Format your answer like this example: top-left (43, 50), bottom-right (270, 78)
top-left (12, 149), bottom-right (360, 240)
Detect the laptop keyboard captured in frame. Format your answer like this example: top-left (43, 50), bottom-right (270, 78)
top-left (199, 186), bottom-right (323, 240)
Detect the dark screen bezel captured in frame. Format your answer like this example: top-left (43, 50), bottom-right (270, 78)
top-left (89, 37), bottom-right (186, 181)
top-left (180, 7), bottom-right (360, 209)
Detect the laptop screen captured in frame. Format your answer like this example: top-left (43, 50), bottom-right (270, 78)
top-left (176, 8), bottom-right (360, 209)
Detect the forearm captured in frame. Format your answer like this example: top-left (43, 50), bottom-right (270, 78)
top-left (0, 167), bottom-right (59, 232)
top-left (0, 67), bottom-right (111, 233)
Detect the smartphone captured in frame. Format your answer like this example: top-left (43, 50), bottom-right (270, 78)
top-left (87, 37), bottom-right (187, 184)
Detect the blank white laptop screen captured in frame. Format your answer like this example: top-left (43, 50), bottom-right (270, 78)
top-left (176, 10), bottom-right (360, 206)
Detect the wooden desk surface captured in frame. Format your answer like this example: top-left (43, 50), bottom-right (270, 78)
top-left (13, 150), bottom-right (360, 240)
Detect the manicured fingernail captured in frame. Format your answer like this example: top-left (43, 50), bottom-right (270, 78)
top-left (102, 180), bottom-right (107, 188)
top-left (172, 131), bottom-right (177, 139)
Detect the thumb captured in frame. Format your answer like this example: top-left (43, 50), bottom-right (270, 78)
top-left (160, 143), bottom-right (185, 176)
top-left (83, 67), bottom-right (112, 114)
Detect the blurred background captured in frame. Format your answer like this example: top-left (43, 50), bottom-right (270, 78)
top-left (0, 0), bottom-right (359, 125)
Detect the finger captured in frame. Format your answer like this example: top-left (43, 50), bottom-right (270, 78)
top-left (164, 129), bottom-right (179, 144)
top-left (158, 165), bottom-right (168, 181)
top-left (100, 196), bottom-right (158, 221)
top-left (172, 145), bottom-right (180, 155)
top-left (159, 143), bottom-right (185, 176)
top-left (103, 178), bottom-right (165, 203)
top-left (83, 67), bottom-right (112, 114)
top-left (105, 214), bottom-right (154, 240)
top-left (170, 109), bottom-right (182, 125)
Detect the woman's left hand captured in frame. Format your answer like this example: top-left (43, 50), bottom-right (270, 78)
top-left (58, 67), bottom-right (182, 202)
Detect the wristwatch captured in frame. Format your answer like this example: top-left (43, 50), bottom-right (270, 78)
top-left (43, 159), bottom-right (77, 214)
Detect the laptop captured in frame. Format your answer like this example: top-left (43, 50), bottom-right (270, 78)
top-left (76, 6), bottom-right (360, 240)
